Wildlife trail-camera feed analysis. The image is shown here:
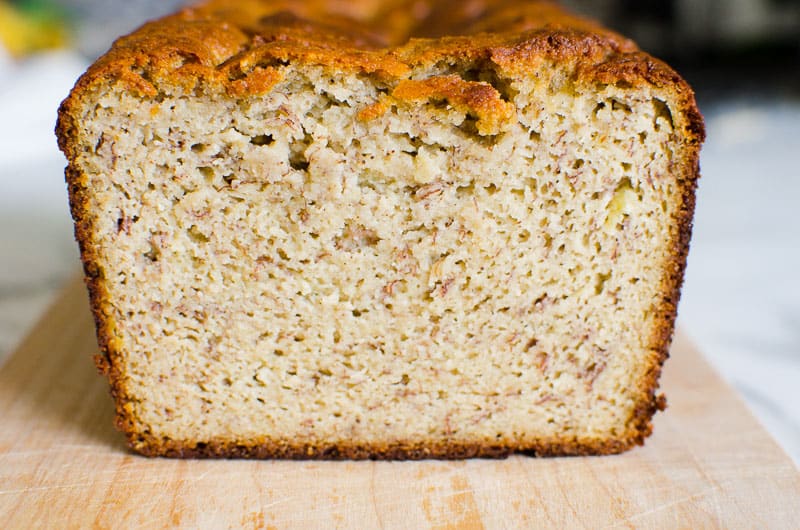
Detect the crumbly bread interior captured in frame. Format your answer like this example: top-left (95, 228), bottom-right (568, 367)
top-left (73, 57), bottom-right (685, 454)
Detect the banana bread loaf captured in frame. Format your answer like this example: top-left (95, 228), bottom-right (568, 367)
top-left (56, 0), bottom-right (704, 458)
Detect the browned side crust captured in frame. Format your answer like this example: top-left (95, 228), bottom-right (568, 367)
top-left (56, 0), bottom-right (704, 459)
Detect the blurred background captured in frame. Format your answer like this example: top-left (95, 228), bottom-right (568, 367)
top-left (0, 0), bottom-right (798, 464)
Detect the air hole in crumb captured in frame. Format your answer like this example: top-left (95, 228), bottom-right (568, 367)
top-left (276, 248), bottom-right (289, 261)
top-left (653, 98), bottom-right (674, 130)
top-left (593, 101), bottom-right (606, 115)
top-left (191, 143), bottom-right (207, 153)
top-left (144, 241), bottom-right (160, 262)
top-left (400, 374), bottom-right (410, 385)
top-left (223, 174), bottom-right (235, 185)
top-left (250, 134), bottom-right (274, 146)
top-left (638, 131), bottom-right (647, 143)
top-left (289, 147), bottom-right (309, 171)
top-left (611, 99), bottom-right (632, 113)
top-left (483, 183), bottom-right (498, 195)
top-left (187, 225), bottom-right (209, 243)
top-left (199, 166), bottom-right (214, 180)
top-left (606, 177), bottom-right (636, 227)
top-left (524, 338), bottom-right (538, 351)
top-left (290, 158), bottom-right (309, 171)
top-left (518, 229), bottom-right (530, 242)
top-left (458, 115), bottom-right (480, 136)
top-left (274, 349), bottom-right (285, 356)
top-left (456, 182), bottom-right (474, 198)
top-left (621, 162), bottom-right (632, 172)
top-left (400, 137), bottom-right (420, 155)
top-left (573, 159), bottom-right (585, 170)
top-left (333, 331), bottom-right (341, 344)
top-left (529, 130), bottom-right (541, 141)
top-left (595, 272), bottom-right (611, 295)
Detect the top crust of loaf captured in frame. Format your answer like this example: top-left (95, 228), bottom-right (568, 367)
top-left (57, 0), bottom-right (704, 459)
top-left (57, 0), bottom-right (703, 150)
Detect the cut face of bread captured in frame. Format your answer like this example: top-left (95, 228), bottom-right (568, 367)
top-left (57, 0), bottom-right (703, 458)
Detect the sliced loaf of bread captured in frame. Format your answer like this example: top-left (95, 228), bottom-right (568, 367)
top-left (57, 0), bottom-right (704, 458)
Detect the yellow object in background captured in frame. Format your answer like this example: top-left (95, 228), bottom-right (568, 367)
top-left (0, 0), bottom-right (67, 56)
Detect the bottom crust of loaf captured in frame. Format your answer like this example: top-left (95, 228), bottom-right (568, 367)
top-left (124, 426), bottom-right (660, 460)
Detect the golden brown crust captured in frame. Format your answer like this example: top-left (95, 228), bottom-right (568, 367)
top-left (56, 0), bottom-right (704, 459)
top-left (56, 1), bottom-right (635, 126)
top-left (129, 430), bottom-right (639, 459)
top-left (392, 75), bottom-right (515, 134)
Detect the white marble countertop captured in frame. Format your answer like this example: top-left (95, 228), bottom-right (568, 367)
top-left (1, 51), bottom-right (798, 466)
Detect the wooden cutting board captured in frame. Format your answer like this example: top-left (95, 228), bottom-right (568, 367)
top-left (1, 277), bottom-right (798, 529)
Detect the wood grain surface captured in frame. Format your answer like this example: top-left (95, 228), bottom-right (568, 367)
top-left (1, 277), bottom-right (798, 529)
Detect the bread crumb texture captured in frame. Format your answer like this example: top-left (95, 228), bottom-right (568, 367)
top-left (57, 0), bottom-right (703, 458)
